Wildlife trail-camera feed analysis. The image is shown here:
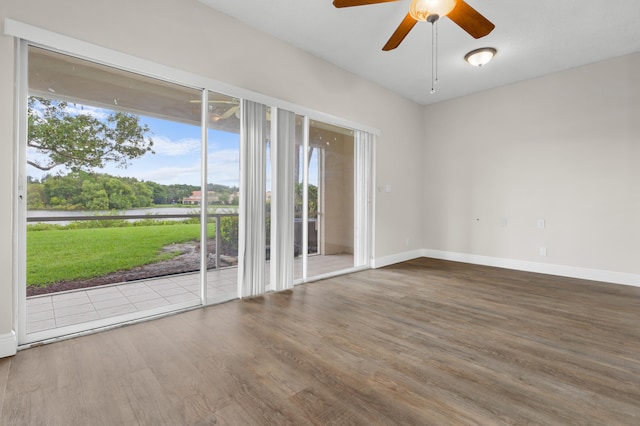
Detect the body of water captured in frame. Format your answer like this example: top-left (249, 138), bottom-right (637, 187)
top-left (27, 206), bottom-right (238, 224)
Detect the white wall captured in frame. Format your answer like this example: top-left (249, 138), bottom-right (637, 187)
top-left (423, 53), bottom-right (640, 277)
top-left (0, 0), bottom-right (424, 353)
top-left (0, 7), bottom-right (16, 356)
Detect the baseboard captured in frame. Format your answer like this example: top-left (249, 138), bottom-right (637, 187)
top-left (372, 249), bottom-right (423, 269)
top-left (0, 331), bottom-right (17, 358)
top-left (422, 249), bottom-right (640, 288)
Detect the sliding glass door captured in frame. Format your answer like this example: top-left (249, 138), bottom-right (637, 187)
top-left (307, 120), bottom-right (358, 278)
top-left (22, 46), bottom-right (206, 341)
top-left (205, 91), bottom-right (241, 304)
top-left (18, 42), bottom-right (374, 345)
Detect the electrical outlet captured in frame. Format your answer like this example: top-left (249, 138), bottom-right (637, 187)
top-left (537, 219), bottom-right (545, 229)
top-left (539, 247), bottom-right (547, 256)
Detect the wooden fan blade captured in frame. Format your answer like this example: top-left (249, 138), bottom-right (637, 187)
top-left (333, 0), bottom-right (400, 7)
top-left (447, 0), bottom-right (495, 39)
top-left (382, 13), bottom-right (417, 51)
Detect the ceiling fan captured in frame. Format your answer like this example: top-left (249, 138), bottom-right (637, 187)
top-left (333, 0), bottom-right (495, 51)
top-left (190, 98), bottom-right (240, 121)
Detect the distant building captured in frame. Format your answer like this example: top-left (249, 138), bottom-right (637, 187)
top-left (182, 191), bottom-right (219, 205)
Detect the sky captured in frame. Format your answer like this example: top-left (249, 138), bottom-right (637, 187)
top-left (27, 102), bottom-right (319, 189)
top-left (27, 106), bottom-right (241, 188)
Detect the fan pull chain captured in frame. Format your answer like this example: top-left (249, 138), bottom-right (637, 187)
top-left (428, 15), bottom-right (439, 94)
top-left (434, 19), bottom-right (439, 85)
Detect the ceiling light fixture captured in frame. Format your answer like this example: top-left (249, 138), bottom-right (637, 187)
top-left (465, 47), bottom-right (497, 67)
top-left (408, 0), bottom-right (458, 95)
top-left (409, 0), bottom-right (456, 21)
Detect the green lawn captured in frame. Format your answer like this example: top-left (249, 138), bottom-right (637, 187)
top-left (27, 223), bottom-right (213, 287)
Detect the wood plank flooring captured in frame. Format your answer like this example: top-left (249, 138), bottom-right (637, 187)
top-left (1, 257), bottom-right (639, 425)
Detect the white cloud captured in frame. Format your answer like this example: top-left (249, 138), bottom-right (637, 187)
top-left (207, 149), bottom-right (240, 186)
top-left (137, 164), bottom-right (201, 186)
top-left (152, 136), bottom-right (201, 156)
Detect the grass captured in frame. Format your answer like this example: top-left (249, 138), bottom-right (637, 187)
top-left (27, 223), bottom-right (214, 287)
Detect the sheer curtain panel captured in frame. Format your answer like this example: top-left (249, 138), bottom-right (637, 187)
top-left (238, 100), bottom-right (267, 298)
top-left (270, 108), bottom-right (296, 291)
top-left (354, 130), bottom-right (374, 267)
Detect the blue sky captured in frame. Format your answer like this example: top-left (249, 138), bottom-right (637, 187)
top-left (28, 108), bottom-right (241, 188)
top-left (27, 102), bottom-right (318, 188)
top-left (128, 115), bottom-right (242, 187)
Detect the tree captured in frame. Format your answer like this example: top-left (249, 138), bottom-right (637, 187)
top-left (295, 183), bottom-right (318, 218)
top-left (27, 96), bottom-right (153, 172)
top-left (43, 172), bottom-right (86, 208)
top-left (80, 180), bottom-right (109, 210)
top-left (146, 181), bottom-right (168, 204)
top-left (104, 177), bottom-right (135, 210)
top-left (27, 182), bottom-right (46, 209)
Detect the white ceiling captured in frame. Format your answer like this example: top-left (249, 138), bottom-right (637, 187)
top-left (198, 0), bottom-right (640, 106)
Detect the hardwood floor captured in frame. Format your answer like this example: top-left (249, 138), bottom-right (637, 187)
top-left (1, 258), bottom-right (639, 425)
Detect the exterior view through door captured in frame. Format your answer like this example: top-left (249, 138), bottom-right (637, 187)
top-left (18, 44), bottom-right (374, 345)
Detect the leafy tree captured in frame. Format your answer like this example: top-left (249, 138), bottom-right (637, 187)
top-left (219, 216), bottom-right (239, 256)
top-left (104, 177), bottom-right (135, 210)
top-left (27, 96), bottom-right (153, 172)
top-left (80, 180), bottom-right (109, 210)
top-left (27, 182), bottom-right (46, 209)
top-left (295, 183), bottom-right (318, 218)
top-left (131, 181), bottom-right (153, 208)
top-left (146, 181), bottom-right (169, 204)
top-left (43, 172), bottom-right (86, 208)
top-left (217, 192), bottom-right (230, 205)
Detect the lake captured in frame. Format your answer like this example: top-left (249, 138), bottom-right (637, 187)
top-left (27, 206), bottom-right (238, 224)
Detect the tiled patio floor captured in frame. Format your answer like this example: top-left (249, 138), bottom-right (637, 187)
top-left (27, 254), bottom-right (354, 334)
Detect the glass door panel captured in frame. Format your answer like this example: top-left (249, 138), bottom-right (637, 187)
top-left (205, 91), bottom-right (240, 304)
top-left (265, 107), bottom-right (272, 290)
top-left (307, 120), bottom-right (355, 278)
top-left (294, 115), bottom-right (305, 281)
top-left (24, 46), bottom-right (203, 340)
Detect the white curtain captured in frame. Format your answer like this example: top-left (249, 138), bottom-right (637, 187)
top-left (238, 100), bottom-right (267, 298)
top-left (354, 130), bottom-right (374, 267)
top-left (270, 108), bottom-right (296, 291)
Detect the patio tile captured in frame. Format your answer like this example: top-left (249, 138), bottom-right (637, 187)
top-left (125, 292), bottom-right (163, 304)
top-left (157, 286), bottom-right (190, 297)
top-left (167, 274), bottom-right (198, 283)
top-left (165, 292), bottom-right (200, 304)
top-left (133, 298), bottom-right (170, 311)
top-left (175, 278), bottom-right (200, 288)
top-left (87, 287), bottom-right (124, 302)
top-left (118, 285), bottom-right (154, 297)
top-left (92, 297), bottom-right (131, 310)
top-left (147, 281), bottom-right (183, 291)
top-left (28, 319), bottom-right (57, 333)
top-left (54, 302), bottom-right (96, 318)
top-left (26, 296), bottom-right (53, 306)
top-left (179, 283), bottom-right (200, 292)
top-left (86, 286), bottom-right (121, 295)
top-left (55, 311), bottom-right (100, 327)
top-left (117, 282), bottom-right (150, 291)
top-left (53, 295), bottom-right (91, 309)
top-left (27, 299), bottom-right (54, 314)
top-left (27, 309), bottom-right (54, 322)
top-left (97, 304), bottom-right (138, 319)
top-left (52, 290), bottom-right (89, 302)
